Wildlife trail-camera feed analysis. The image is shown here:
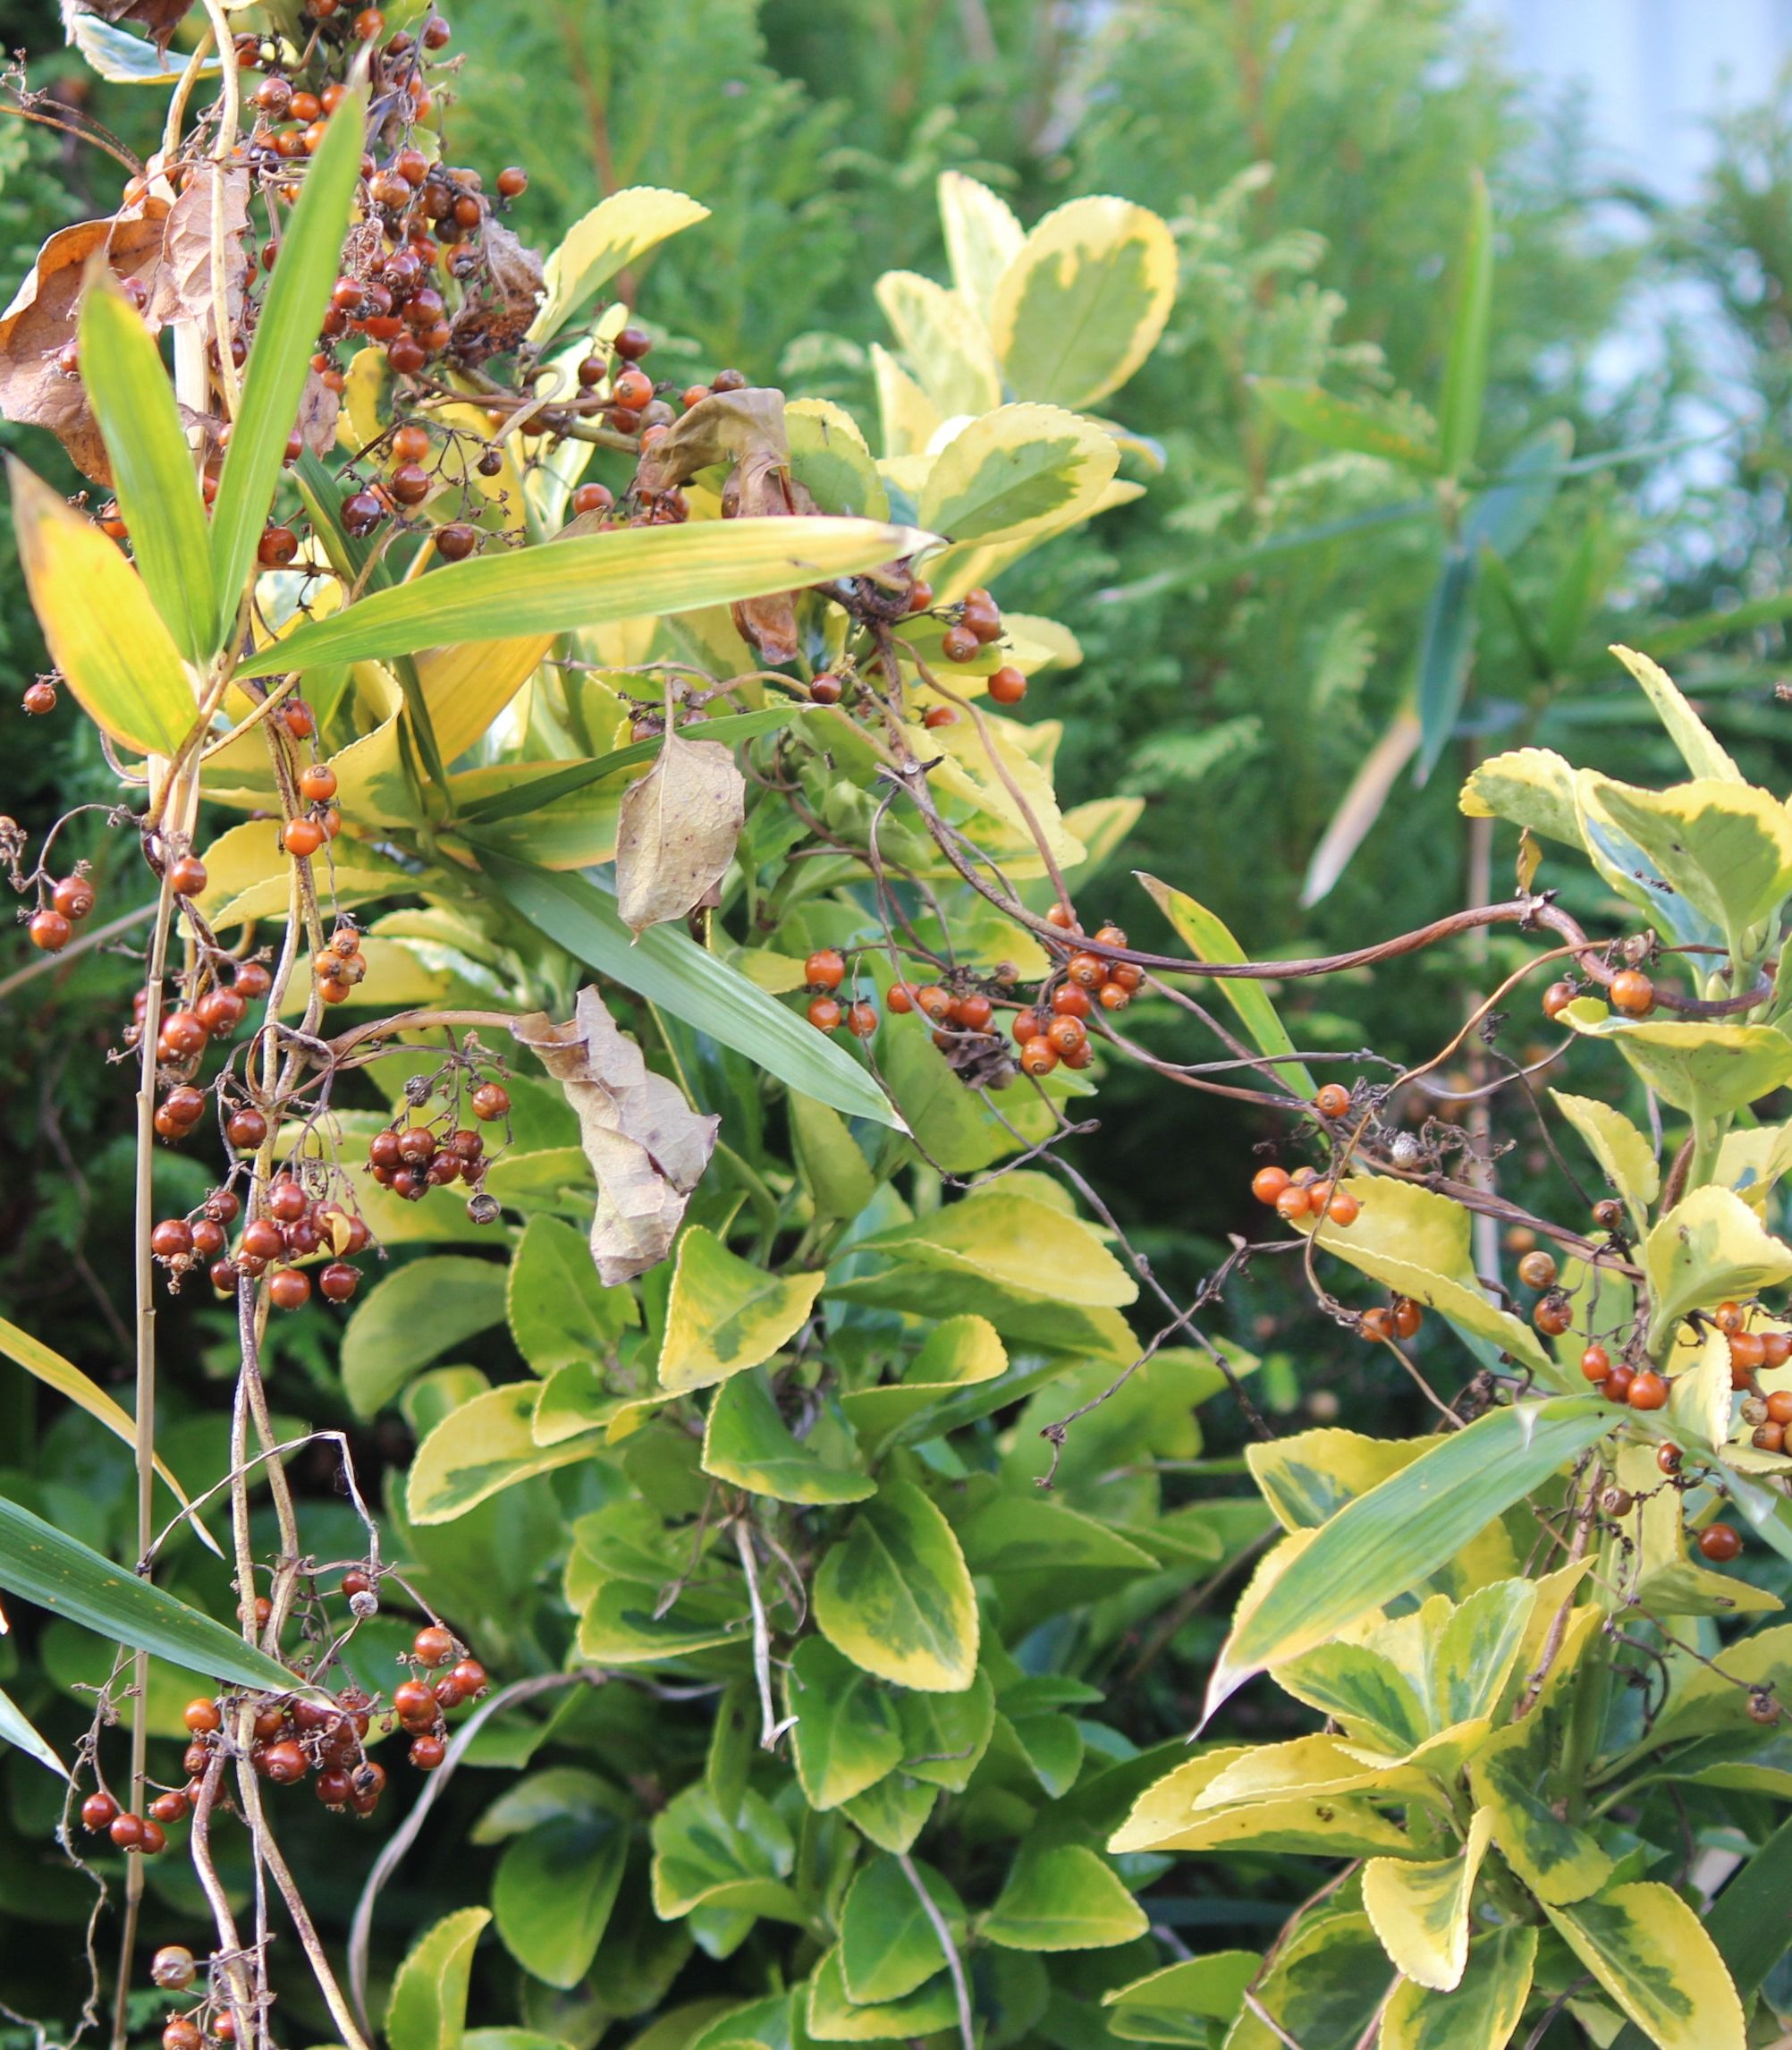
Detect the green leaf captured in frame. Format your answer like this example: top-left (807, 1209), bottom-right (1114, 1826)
top-left (1137, 871), bottom-right (1315, 1097)
top-left (1543, 1884), bottom-right (1745, 2050)
top-left (805, 1947), bottom-right (958, 2043)
top-left (1253, 380), bottom-right (1441, 470)
top-left (1563, 1006), bottom-right (1792, 1122)
top-left (0, 1685), bottom-right (65, 1777)
top-left (66, 13), bottom-right (218, 81)
top-left (1467, 1715), bottom-right (1610, 1904)
top-left (386, 1907), bottom-right (492, 2050)
top-left (982, 1845), bottom-right (1149, 1953)
top-left (955, 1496), bottom-right (1156, 1614)
top-left (342, 1256), bottom-right (508, 1417)
top-left (702, 1372), bottom-right (872, 1504)
top-left (408, 1385), bottom-right (599, 1524)
top-left (783, 1637), bottom-right (904, 1810)
top-left (1550, 1092), bottom-right (1660, 1237)
top-left (988, 195), bottom-right (1177, 411)
top-left (494, 1810), bottom-right (627, 1990)
top-left (649, 1783), bottom-right (798, 1922)
top-left (1701, 1812), bottom-right (1792, 1998)
top-left (0, 1491), bottom-right (296, 1694)
top-left (813, 1479), bottom-right (978, 1692)
top-left (0, 1314), bottom-right (203, 1534)
top-left (658, 1231), bottom-right (824, 1396)
top-left (1227, 1914), bottom-right (1391, 2050)
top-left (77, 282), bottom-right (216, 662)
top-left (840, 1855), bottom-right (962, 2003)
top-left (1578, 775), bottom-right (1792, 954)
top-left (1413, 546), bottom-right (1480, 786)
top-left (1608, 643), bottom-right (1744, 782)
top-left (576, 1580), bottom-right (746, 1667)
top-left (788, 1093), bottom-right (875, 1226)
top-left (839, 1772), bottom-right (937, 1854)
top-left (235, 517), bottom-right (932, 681)
top-left (508, 1216), bottom-right (636, 1376)
top-left (1102, 1953), bottom-right (1260, 2046)
top-left (1438, 172), bottom-right (1493, 476)
top-left (1362, 1809), bottom-right (1493, 1992)
top-left (211, 86), bottom-right (367, 646)
top-left (531, 187), bottom-right (710, 344)
top-left (1213, 1400), bottom-right (1612, 1710)
top-left (917, 403), bottom-right (1118, 547)
top-left (786, 400), bottom-right (891, 522)
top-left (478, 853), bottom-right (901, 1129)
top-left (1458, 746), bottom-right (1583, 845)
top-left (897, 1672), bottom-right (996, 1790)
top-left (837, 1314), bottom-right (1008, 1450)
top-left (1644, 1185), bottom-right (1792, 1351)
top-left (8, 457), bottom-right (197, 757)
top-left (856, 1188), bottom-right (1136, 1308)
top-left (1467, 420), bottom-right (1571, 558)
top-left (1382, 1927), bottom-right (1537, 2050)
top-left (1275, 1641), bottom-right (1429, 1757)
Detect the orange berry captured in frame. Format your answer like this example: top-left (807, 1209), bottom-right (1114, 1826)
top-left (1098, 982), bottom-right (1130, 1011)
top-left (1360, 1307), bottom-right (1394, 1342)
top-left (1767, 1391), bottom-right (1792, 1426)
top-left (846, 1002), bottom-right (877, 1038)
top-left (1251, 1166), bottom-right (1290, 1205)
top-left (1763, 1332), bottom-right (1792, 1368)
top-left (887, 983), bottom-right (915, 1015)
top-left (1517, 1250), bottom-right (1559, 1291)
top-left (1390, 1296), bottom-right (1421, 1338)
top-left (1067, 953), bottom-right (1104, 989)
top-left (1534, 1295), bottom-right (1573, 1337)
top-left (1627, 1369), bottom-right (1669, 1410)
top-left (1698, 1523), bottom-right (1742, 1563)
top-left (1326, 1190), bottom-right (1360, 1227)
top-left (1274, 1184), bottom-right (1312, 1221)
top-left (1609, 969), bottom-right (1656, 1017)
top-left (1314, 1083), bottom-right (1350, 1120)
top-left (1542, 980), bottom-right (1576, 1019)
top-left (1045, 1015), bottom-right (1086, 1057)
top-left (807, 995), bottom-right (841, 1033)
top-left (1010, 1007), bottom-right (1041, 1043)
top-left (957, 994), bottom-right (993, 1033)
top-left (1051, 984), bottom-right (1092, 1020)
top-left (987, 665), bottom-right (1027, 706)
top-left (1580, 1344), bottom-right (1610, 1382)
top-left (1019, 1037), bottom-right (1058, 1077)
top-left (915, 985), bottom-right (953, 1023)
top-left (1715, 1300), bottom-right (1745, 1334)
top-left (805, 948), bottom-right (845, 990)
top-left (1044, 904), bottom-right (1079, 932)
top-left (1731, 1331), bottom-right (1767, 1375)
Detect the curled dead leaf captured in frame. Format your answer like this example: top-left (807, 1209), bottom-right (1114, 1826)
top-left (448, 220), bottom-right (544, 362)
top-left (0, 202), bottom-right (169, 483)
top-left (514, 987), bottom-right (719, 1284)
top-left (148, 161), bottom-right (250, 340)
top-left (61, 0), bottom-right (193, 51)
top-left (614, 724), bottom-right (747, 938)
top-left (634, 387), bottom-right (817, 662)
top-left (294, 368), bottom-right (342, 458)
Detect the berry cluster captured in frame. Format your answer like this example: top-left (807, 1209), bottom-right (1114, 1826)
top-left (313, 916), bottom-right (367, 1004)
top-left (367, 1081), bottom-right (508, 1211)
top-left (146, 958), bottom-right (273, 1142)
top-left (25, 870), bottom-right (95, 953)
top-left (155, 1172), bottom-right (370, 1308)
top-left (1247, 1163), bottom-right (1360, 1229)
top-left (802, 949), bottom-right (876, 1038)
top-left (281, 764), bottom-right (342, 861)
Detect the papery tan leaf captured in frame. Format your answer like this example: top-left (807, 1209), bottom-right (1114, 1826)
top-left (61, 0), bottom-right (191, 51)
top-left (635, 388), bottom-right (822, 663)
top-left (0, 202), bottom-right (169, 483)
top-left (448, 220), bottom-right (544, 362)
top-left (148, 161), bottom-right (249, 338)
top-left (614, 727), bottom-right (746, 937)
top-left (514, 987), bottom-right (719, 1284)
top-left (294, 368), bottom-right (342, 457)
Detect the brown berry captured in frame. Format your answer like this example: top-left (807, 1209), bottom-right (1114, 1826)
top-left (470, 1083), bottom-right (509, 1121)
top-left (1698, 1523), bottom-right (1742, 1563)
top-left (1517, 1250), bottom-right (1559, 1291)
top-left (80, 1790), bottom-right (119, 1833)
top-left (28, 909), bottom-right (71, 953)
top-left (1609, 969), bottom-right (1656, 1017)
top-left (52, 876), bottom-right (95, 921)
top-left (413, 1624), bottom-right (454, 1665)
top-left (167, 857), bottom-right (207, 897)
top-left (807, 995), bottom-right (841, 1032)
top-left (268, 1269), bottom-right (311, 1311)
top-left (319, 1261), bottom-right (359, 1301)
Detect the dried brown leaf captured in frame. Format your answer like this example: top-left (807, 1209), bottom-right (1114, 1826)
top-left (295, 368), bottom-right (342, 457)
top-left (635, 388), bottom-right (817, 662)
top-left (614, 726), bottom-right (746, 938)
top-left (0, 202), bottom-right (169, 483)
top-left (61, 0), bottom-right (192, 51)
top-left (514, 987), bottom-right (719, 1284)
top-left (448, 220), bottom-right (544, 362)
top-left (148, 161), bottom-right (250, 337)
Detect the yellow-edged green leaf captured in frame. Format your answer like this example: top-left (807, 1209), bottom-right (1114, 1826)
top-left (1382, 1927), bottom-right (1537, 2050)
top-left (507, 1215), bottom-right (636, 1377)
top-left (839, 1315), bottom-right (1007, 1447)
top-left (1226, 1915), bottom-right (1391, 2050)
top-left (342, 1255), bottom-right (507, 1417)
top-left (937, 170), bottom-right (1024, 320)
top-left (700, 1371), bottom-right (873, 1504)
top-left (874, 268), bottom-right (1002, 417)
top-left (1212, 1401), bottom-right (1611, 1710)
top-left (840, 1855), bottom-right (962, 2003)
top-left (1645, 1184), bottom-right (1792, 1351)
top-left (989, 196), bottom-right (1176, 411)
top-left (1563, 1004), bottom-right (1792, 1118)
top-left (1579, 775), bottom-right (1792, 948)
top-left (785, 400), bottom-right (890, 522)
top-left (1550, 1090), bottom-right (1660, 1235)
top-left (1609, 643), bottom-right (1744, 784)
top-left (982, 1844), bottom-right (1148, 1953)
top-left (235, 517), bottom-right (934, 682)
top-left (1102, 1953), bottom-right (1260, 2046)
top-left (1362, 1809), bottom-right (1493, 1992)
top-left (212, 86), bottom-right (367, 646)
top-left (1467, 1715), bottom-right (1610, 1904)
top-left (408, 1384), bottom-right (599, 1523)
top-left (856, 1187), bottom-right (1135, 1308)
top-left (917, 403), bottom-right (1117, 548)
top-left (1543, 1883), bottom-right (1745, 2050)
top-left (870, 342), bottom-right (942, 459)
top-left (1458, 745), bottom-right (1584, 845)
top-left (529, 187), bottom-right (710, 343)
top-left (77, 282), bottom-right (216, 661)
top-left (813, 1479), bottom-right (977, 1692)
top-left (1137, 870), bottom-right (1315, 1097)
top-left (8, 457), bottom-right (196, 756)
top-left (839, 1772), bottom-right (938, 1855)
top-left (657, 1231), bottom-right (824, 1396)
top-left (805, 1946), bottom-right (956, 2042)
top-left (1109, 1746), bottom-right (1417, 1859)
top-left (386, 1907), bottom-right (492, 2050)
top-left (783, 1636), bottom-right (904, 1810)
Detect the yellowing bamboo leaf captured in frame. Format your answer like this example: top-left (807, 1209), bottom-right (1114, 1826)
top-left (875, 269), bottom-right (1002, 418)
top-left (1362, 1809), bottom-right (1493, 1992)
top-left (918, 403), bottom-right (1118, 548)
top-left (514, 989), bottom-right (720, 1287)
top-left (1302, 707), bottom-right (1422, 907)
top-left (529, 187), bottom-right (711, 344)
top-left (990, 196), bottom-right (1177, 411)
top-left (656, 1228), bottom-right (823, 1395)
top-left (937, 170), bottom-right (1025, 320)
top-left (615, 730), bottom-right (745, 937)
top-left (8, 457), bottom-right (197, 756)
top-left (414, 634), bottom-right (553, 764)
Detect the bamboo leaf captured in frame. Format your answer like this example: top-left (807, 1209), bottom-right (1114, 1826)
top-left (210, 86), bottom-right (368, 644)
top-left (234, 517), bottom-right (934, 682)
top-left (0, 1493), bottom-right (297, 1692)
top-left (76, 281), bottom-right (216, 661)
top-left (1438, 172), bottom-right (1494, 477)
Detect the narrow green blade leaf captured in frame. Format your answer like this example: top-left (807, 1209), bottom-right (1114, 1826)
top-left (0, 1314), bottom-right (212, 1547)
top-left (1212, 1399), bottom-right (1611, 1714)
top-left (1465, 421), bottom-right (1571, 561)
top-left (0, 1683), bottom-right (66, 1777)
top-left (1136, 872), bottom-right (1315, 1097)
top-left (1412, 546), bottom-right (1480, 785)
top-left (0, 1492), bottom-right (299, 1693)
top-left (211, 84), bottom-right (368, 646)
top-left (460, 705), bottom-right (816, 824)
top-left (78, 282), bottom-right (217, 661)
top-left (1438, 171), bottom-right (1494, 477)
top-left (234, 517), bottom-right (935, 682)
top-left (476, 850), bottom-right (902, 1129)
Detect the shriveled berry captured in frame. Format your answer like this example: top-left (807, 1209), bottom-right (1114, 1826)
top-left (1658, 1443), bottom-right (1683, 1475)
top-left (1534, 1292), bottom-right (1573, 1337)
top-left (151, 1945), bottom-right (197, 1990)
